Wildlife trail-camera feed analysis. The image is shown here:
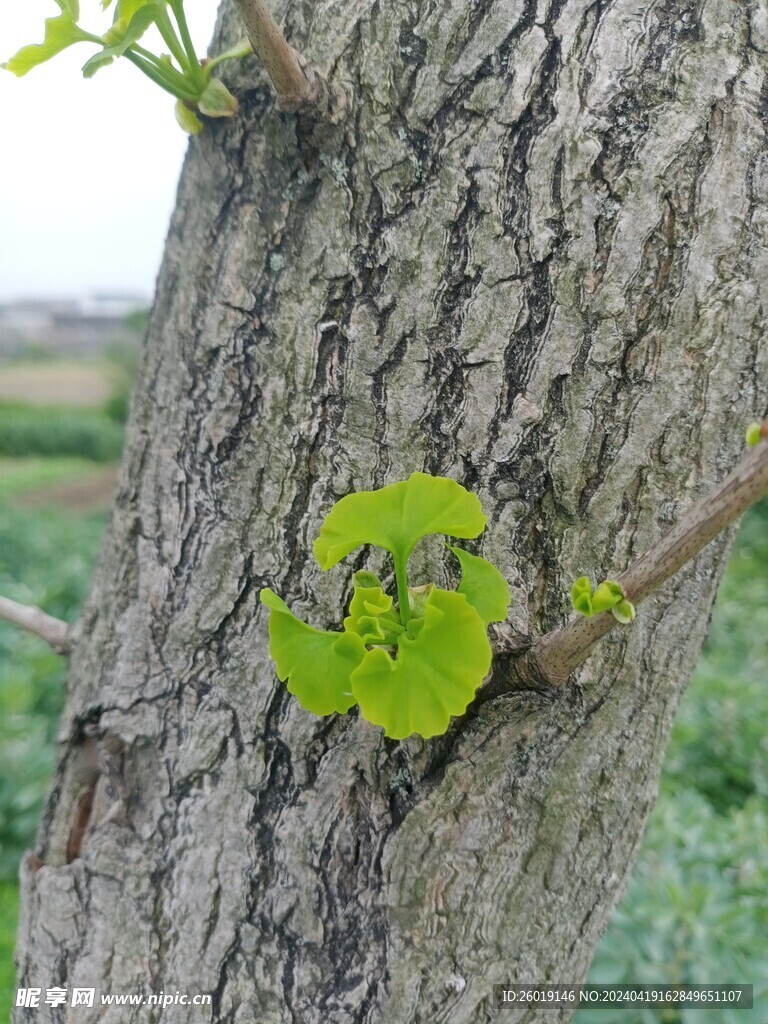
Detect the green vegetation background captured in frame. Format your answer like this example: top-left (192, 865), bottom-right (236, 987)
top-left (0, 371), bottom-right (765, 1021)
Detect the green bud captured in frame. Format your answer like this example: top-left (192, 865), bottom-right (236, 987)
top-left (197, 78), bottom-right (238, 118)
top-left (175, 99), bottom-right (203, 135)
top-left (612, 599), bottom-right (636, 624)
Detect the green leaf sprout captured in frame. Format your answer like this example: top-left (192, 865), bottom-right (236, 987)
top-left (570, 576), bottom-right (635, 624)
top-left (260, 472), bottom-right (511, 740)
top-left (746, 421), bottom-right (766, 447)
top-left (2, 1), bottom-right (253, 134)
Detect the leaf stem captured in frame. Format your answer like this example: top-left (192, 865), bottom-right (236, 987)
top-left (167, 0), bottom-right (205, 87)
top-left (393, 553), bottom-right (411, 626)
top-left (206, 37), bottom-right (253, 73)
top-left (153, 9), bottom-right (190, 74)
top-left (124, 49), bottom-right (199, 100)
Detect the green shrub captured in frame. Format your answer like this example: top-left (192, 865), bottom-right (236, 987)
top-left (576, 500), bottom-right (768, 1024)
top-left (0, 882), bottom-right (19, 1013)
top-left (576, 791), bottom-right (768, 1024)
top-left (0, 404), bottom-right (123, 462)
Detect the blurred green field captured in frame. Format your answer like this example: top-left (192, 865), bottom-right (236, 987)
top-left (0, 379), bottom-right (766, 1020)
top-left (0, 456), bottom-right (111, 499)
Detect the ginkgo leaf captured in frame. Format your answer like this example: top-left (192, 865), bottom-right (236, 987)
top-left (343, 586), bottom-right (403, 646)
top-left (612, 598), bottom-right (636, 624)
top-left (591, 580), bottom-right (625, 614)
top-left (570, 577), bottom-right (635, 623)
top-left (353, 569), bottom-right (384, 590)
top-left (115, 0), bottom-right (159, 19)
top-left (175, 99), bottom-right (203, 134)
top-left (56, 0), bottom-right (81, 17)
top-left (314, 472), bottom-right (486, 571)
top-left (746, 422), bottom-right (762, 447)
top-left (3, 12), bottom-right (94, 76)
top-left (350, 589), bottom-right (491, 739)
top-left (570, 576), bottom-right (593, 615)
top-left (448, 545), bottom-right (510, 624)
top-left (82, 4), bottom-right (164, 77)
top-left (260, 588), bottom-right (365, 716)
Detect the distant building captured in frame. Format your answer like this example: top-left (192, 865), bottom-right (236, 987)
top-left (0, 292), bottom-right (149, 356)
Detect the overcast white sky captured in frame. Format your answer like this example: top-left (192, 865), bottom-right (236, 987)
top-left (0, 4), bottom-right (219, 302)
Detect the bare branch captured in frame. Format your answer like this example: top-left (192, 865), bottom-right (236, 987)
top-left (526, 434), bottom-right (768, 686)
top-left (0, 594), bottom-right (69, 655)
top-left (233, 0), bottom-right (321, 111)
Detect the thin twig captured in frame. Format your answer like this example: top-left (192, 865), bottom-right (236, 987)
top-left (0, 595), bottom-right (69, 654)
top-left (526, 435), bottom-right (768, 686)
top-left (233, 0), bottom-right (321, 110)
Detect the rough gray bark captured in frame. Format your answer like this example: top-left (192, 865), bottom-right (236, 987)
top-left (14, 0), bottom-right (768, 1021)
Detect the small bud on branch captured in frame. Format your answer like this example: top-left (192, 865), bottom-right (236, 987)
top-left (526, 430), bottom-right (768, 686)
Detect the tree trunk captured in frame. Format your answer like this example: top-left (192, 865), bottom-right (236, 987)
top-left (15, 0), bottom-right (768, 1020)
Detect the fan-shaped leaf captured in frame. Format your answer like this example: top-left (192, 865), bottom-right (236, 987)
top-left (3, 12), bottom-right (93, 76)
top-left (448, 545), bottom-right (510, 624)
top-left (260, 588), bottom-right (365, 715)
top-left (115, 0), bottom-right (158, 19)
top-left (314, 472), bottom-right (486, 571)
top-left (350, 589), bottom-right (491, 739)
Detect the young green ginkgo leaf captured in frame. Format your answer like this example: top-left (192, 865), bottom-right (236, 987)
top-left (570, 576), bottom-right (593, 616)
top-left (447, 544), bottom-right (510, 625)
top-left (591, 580), bottom-right (624, 614)
top-left (82, 4), bottom-right (164, 77)
top-left (205, 36), bottom-right (253, 72)
top-left (3, 11), bottom-right (95, 76)
top-left (259, 588), bottom-right (366, 716)
top-left (353, 569), bottom-right (384, 590)
top-left (313, 472), bottom-right (486, 571)
top-left (349, 589), bottom-right (491, 740)
top-left (343, 586), bottom-right (404, 646)
top-left (571, 577), bottom-right (635, 624)
top-left (746, 422), bottom-right (762, 447)
top-left (197, 78), bottom-right (239, 118)
top-left (115, 0), bottom-right (160, 18)
top-left (175, 98), bottom-right (203, 135)
top-left (612, 598), bottom-right (636, 624)
top-left (52, 0), bottom-right (81, 16)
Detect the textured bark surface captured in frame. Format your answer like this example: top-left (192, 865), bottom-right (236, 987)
top-left (14, 0), bottom-right (768, 1021)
